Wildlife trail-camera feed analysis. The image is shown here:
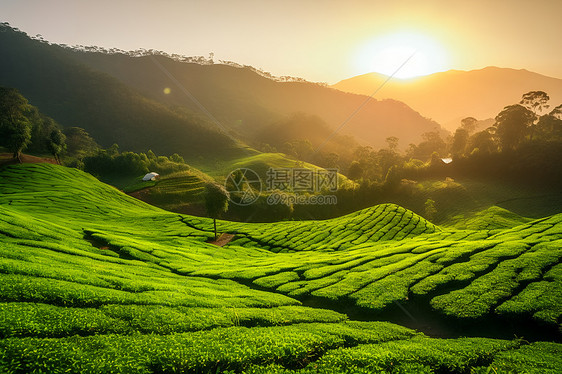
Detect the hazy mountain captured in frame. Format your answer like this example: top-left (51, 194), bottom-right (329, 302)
top-left (65, 42), bottom-right (443, 150)
top-left (333, 67), bottom-right (562, 131)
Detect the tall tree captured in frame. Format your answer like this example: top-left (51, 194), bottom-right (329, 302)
top-left (467, 129), bottom-right (497, 155)
top-left (0, 87), bottom-right (29, 124)
top-left (450, 128), bottom-right (469, 158)
top-left (536, 104), bottom-right (562, 140)
top-left (0, 87), bottom-right (32, 162)
top-left (348, 161), bottom-right (364, 181)
top-left (378, 137), bottom-right (401, 179)
top-left (385, 136), bottom-right (399, 152)
top-left (204, 183), bottom-right (230, 241)
top-left (410, 131), bottom-right (446, 161)
top-left (520, 91), bottom-right (550, 140)
top-left (2, 119), bottom-right (32, 162)
top-left (494, 104), bottom-right (534, 150)
top-left (47, 129), bottom-right (66, 164)
top-left (64, 127), bottom-right (99, 158)
top-left (460, 117), bottom-right (478, 134)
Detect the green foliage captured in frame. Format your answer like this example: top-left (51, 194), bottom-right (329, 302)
top-left (490, 341), bottom-right (562, 373)
top-left (306, 336), bottom-right (519, 373)
top-left (494, 104), bottom-right (535, 150)
top-left (63, 126), bottom-right (99, 158)
top-left (407, 131), bottom-right (446, 161)
top-left (0, 87), bottom-right (32, 160)
top-left (0, 86), bottom-right (68, 161)
top-left (348, 160), bottom-right (363, 180)
top-left (205, 182), bottom-right (230, 219)
top-left (82, 147), bottom-right (191, 182)
top-left (2, 118), bottom-right (31, 160)
top-left (0, 322), bottom-right (415, 374)
top-left (46, 128), bottom-right (66, 163)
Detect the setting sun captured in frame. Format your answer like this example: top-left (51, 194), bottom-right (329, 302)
top-left (354, 31), bottom-right (449, 79)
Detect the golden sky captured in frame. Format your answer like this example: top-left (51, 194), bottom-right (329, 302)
top-left (2, 0), bottom-right (561, 83)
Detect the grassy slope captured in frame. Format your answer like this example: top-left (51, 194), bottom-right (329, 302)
top-left (0, 164), bottom-right (561, 373)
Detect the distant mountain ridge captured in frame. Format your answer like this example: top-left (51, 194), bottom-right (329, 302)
top-left (333, 67), bottom-right (562, 131)
top-left (68, 48), bottom-right (443, 149)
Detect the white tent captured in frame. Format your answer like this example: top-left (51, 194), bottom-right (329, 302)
top-left (142, 172), bottom-right (160, 181)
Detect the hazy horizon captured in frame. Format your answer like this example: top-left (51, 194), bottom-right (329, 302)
top-left (1, 0), bottom-right (561, 83)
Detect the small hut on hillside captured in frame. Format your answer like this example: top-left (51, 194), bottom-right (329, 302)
top-left (142, 172), bottom-right (160, 181)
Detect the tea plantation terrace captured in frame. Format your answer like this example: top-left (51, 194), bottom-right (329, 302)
top-left (0, 163), bottom-right (561, 373)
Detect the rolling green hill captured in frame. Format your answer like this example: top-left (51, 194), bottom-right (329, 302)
top-left (1, 163), bottom-right (561, 372)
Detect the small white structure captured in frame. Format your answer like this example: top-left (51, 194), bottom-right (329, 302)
top-left (142, 172), bottom-right (160, 181)
top-left (441, 158), bottom-right (453, 164)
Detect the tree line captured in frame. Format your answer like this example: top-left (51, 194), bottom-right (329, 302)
top-left (344, 91), bottom-right (561, 183)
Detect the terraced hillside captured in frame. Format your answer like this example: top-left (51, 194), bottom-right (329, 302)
top-left (1, 163), bottom-right (561, 373)
top-left (187, 210), bottom-right (562, 335)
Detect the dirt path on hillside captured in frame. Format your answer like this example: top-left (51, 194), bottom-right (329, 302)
top-left (0, 153), bottom-right (58, 166)
top-left (207, 233), bottom-right (235, 247)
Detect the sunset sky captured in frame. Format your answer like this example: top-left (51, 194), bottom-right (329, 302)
top-left (2, 0), bottom-right (561, 83)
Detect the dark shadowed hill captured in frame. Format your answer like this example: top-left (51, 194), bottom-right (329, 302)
top-left (333, 67), bottom-right (562, 131)
top-left (0, 24), bottom-right (245, 160)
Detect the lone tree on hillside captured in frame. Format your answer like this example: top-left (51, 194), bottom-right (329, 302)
top-left (47, 128), bottom-right (66, 164)
top-left (0, 87), bottom-right (32, 162)
top-left (1, 120), bottom-right (31, 163)
top-left (205, 182), bottom-right (230, 241)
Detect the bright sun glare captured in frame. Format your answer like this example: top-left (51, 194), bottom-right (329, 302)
top-left (355, 31), bottom-right (449, 79)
